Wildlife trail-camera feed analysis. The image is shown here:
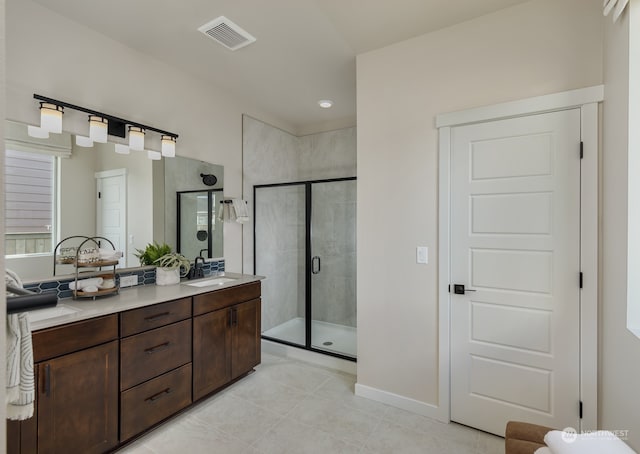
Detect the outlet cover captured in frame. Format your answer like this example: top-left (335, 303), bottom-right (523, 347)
top-left (120, 275), bottom-right (138, 287)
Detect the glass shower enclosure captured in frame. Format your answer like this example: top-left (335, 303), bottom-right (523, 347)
top-left (254, 177), bottom-right (356, 360)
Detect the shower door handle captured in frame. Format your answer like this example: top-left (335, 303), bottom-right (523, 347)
top-left (312, 256), bottom-right (321, 274)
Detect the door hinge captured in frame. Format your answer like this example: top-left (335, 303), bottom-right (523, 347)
top-left (98, 191), bottom-right (101, 199)
top-left (448, 284), bottom-right (451, 293)
top-left (580, 272), bottom-right (583, 289)
top-left (580, 141), bottom-right (584, 159)
top-left (580, 400), bottom-right (583, 419)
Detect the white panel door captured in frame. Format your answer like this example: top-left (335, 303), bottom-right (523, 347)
top-left (450, 109), bottom-right (581, 436)
top-left (96, 169), bottom-right (127, 268)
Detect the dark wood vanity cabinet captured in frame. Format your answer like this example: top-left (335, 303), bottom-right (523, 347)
top-left (193, 282), bottom-right (261, 401)
top-left (8, 281), bottom-right (262, 453)
top-left (7, 315), bottom-right (120, 454)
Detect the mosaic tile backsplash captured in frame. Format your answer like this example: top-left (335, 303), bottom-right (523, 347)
top-left (23, 259), bottom-right (225, 299)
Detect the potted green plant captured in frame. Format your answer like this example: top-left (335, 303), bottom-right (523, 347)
top-left (134, 242), bottom-right (191, 286)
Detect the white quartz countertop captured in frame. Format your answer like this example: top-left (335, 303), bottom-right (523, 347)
top-left (28, 273), bottom-right (264, 331)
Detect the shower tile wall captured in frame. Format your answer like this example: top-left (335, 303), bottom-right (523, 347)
top-left (297, 128), bottom-right (357, 181)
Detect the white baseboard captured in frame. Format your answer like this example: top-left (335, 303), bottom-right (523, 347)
top-left (355, 383), bottom-right (448, 423)
top-left (261, 339), bottom-right (357, 375)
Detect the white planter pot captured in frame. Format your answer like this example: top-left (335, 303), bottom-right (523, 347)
top-left (156, 267), bottom-right (180, 286)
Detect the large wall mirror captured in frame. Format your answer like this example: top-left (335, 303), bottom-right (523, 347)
top-left (4, 120), bottom-right (224, 281)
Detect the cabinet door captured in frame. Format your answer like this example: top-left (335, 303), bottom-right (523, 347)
top-left (38, 341), bottom-right (118, 454)
top-left (193, 309), bottom-right (231, 401)
top-left (231, 298), bottom-right (261, 379)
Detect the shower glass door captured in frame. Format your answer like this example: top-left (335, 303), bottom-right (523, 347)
top-left (255, 183), bottom-right (307, 348)
top-left (310, 180), bottom-right (357, 358)
top-left (255, 177), bottom-right (357, 360)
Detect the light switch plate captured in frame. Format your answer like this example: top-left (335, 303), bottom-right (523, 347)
top-left (417, 246), bottom-right (428, 264)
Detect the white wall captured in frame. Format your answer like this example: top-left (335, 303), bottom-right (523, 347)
top-left (600, 6), bottom-right (640, 450)
top-left (5, 0), bottom-right (296, 274)
top-left (356, 0), bottom-right (603, 414)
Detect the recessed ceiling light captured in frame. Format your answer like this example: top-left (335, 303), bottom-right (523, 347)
top-left (318, 100), bottom-right (333, 109)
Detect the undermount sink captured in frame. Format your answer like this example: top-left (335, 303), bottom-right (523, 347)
top-left (27, 305), bottom-right (80, 323)
top-left (184, 276), bottom-right (237, 287)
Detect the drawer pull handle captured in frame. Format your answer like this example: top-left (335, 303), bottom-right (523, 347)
top-left (144, 342), bottom-right (171, 354)
top-left (44, 364), bottom-right (51, 397)
top-left (145, 387), bottom-right (171, 402)
top-left (144, 311), bottom-right (171, 322)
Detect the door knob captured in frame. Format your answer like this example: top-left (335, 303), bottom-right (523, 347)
top-left (453, 284), bottom-right (476, 295)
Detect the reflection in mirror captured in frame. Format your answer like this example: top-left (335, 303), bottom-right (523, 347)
top-left (177, 190), bottom-right (223, 260)
top-left (162, 157), bottom-right (224, 260)
top-left (4, 120), bottom-right (153, 279)
top-left (4, 120), bottom-right (224, 281)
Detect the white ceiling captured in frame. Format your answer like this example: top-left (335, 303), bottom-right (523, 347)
top-left (32, 0), bottom-right (531, 134)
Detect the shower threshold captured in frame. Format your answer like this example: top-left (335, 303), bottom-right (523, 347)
top-left (262, 317), bottom-right (356, 358)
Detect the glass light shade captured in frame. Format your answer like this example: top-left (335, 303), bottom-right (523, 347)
top-left (88, 115), bottom-right (108, 143)
top-left (114, 144), bottom-right (130, 154)
top-left (129, 126), bottom-right (145, 151)
top-left (40, 103), bottom-right (63, 133)
top-left (161, 135), bottom-right (176, 157)
top-left (27, 125), bottom-right (50, 139)
top-left (147, 150), bottom-right (161, 160)
top-left (75, 135), bottom-right (94, 147)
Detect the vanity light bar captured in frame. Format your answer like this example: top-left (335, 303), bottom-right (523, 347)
top-left (32, 94), bottom-right (178, 145)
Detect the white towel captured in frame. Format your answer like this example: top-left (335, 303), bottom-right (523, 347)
top-left (534, 448), bottom-right (551, 454)
top-left (545, 430), bottom-right (637, 454)
top-left (5, 270), bottom-right (35, 421)
top-left (232, 199), bottom-right (250, 224)
top-left (217, 202), bottom-right (237, 222)
top-left (98, 248), bottom-right (123, 261)
top-left (68, 277), bottom-right (103, 290)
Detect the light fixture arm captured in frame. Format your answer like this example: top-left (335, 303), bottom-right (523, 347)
top-left (33, 94), bottom-right (179, 139)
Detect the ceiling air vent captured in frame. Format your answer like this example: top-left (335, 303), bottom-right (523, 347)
top-left (198, 16), bottom-right (256, 51)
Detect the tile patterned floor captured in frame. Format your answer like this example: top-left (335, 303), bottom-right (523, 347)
top-left (117, 353), bottom-right (504, 454)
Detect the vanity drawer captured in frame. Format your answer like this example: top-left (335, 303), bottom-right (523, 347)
top-left (33, 314), bottom-right (118, 362)
top-left (120, 297), bottom-right (192, 337)
top-left (120, 363), bottom-right (192, 441)
top-left (120, 319), bottom-right (192, 390)
top-left (193, 281), bottom-right (261, 316)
